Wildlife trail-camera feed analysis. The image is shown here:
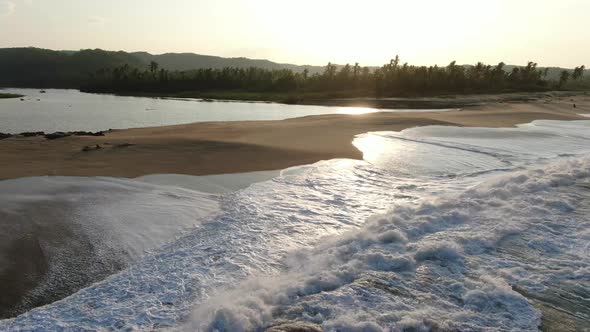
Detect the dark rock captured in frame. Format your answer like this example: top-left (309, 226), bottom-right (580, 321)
top-left (14, 130), bottom-right (105, 141)
top-left (44, 132), bottom-right (70, 140)
top-left (114, 143), bottom-right (135, 148)
top-left (43, 131), bottom-right (104, 140)
top-left (81, 144), bottom-right (102, 152)
top-left (19, 132), bottom-right (45, 137)
top-left (71, 131), bottom-right (105, 137)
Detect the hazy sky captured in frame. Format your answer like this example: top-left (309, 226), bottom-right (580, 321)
top-left (0, 0), bottom-right (588, 67)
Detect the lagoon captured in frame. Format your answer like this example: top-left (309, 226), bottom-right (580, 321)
top-left (0, 88), bottom-right (426, 133)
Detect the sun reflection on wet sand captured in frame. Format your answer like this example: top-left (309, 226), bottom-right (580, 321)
top-left (352, 131), bottom-right (511, 176)
top-left (336, 107), bottom-right (380, 115)
top-left (336, 106), bottom-right (460, 115)
top-left (352, 133), bottom-right (394, 164)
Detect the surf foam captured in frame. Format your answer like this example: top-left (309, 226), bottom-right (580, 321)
top-left (2, 120), bottom-right (590, 330)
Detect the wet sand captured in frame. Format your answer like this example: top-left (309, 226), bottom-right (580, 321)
top-left (0, 94), bottom-right (588, 180)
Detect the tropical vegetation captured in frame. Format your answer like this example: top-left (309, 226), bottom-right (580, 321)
top-left (82, 56), bottom-right (586, 100)
top-left (0, 48), bottom-right (586, 101)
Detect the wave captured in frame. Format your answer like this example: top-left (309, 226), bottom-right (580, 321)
top-left (1, 158), bottom-right (588, 331)
top-left (2, 120), bottom-right (590, 330)
top-left (354, 120), bottom-right (590, 177)
top-left (0, 177), bottom-right (219, 318)
top-left (185, 158), bottom-right (590, 331)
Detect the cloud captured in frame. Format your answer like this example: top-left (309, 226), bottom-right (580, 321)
top-left (0, 0), bottom-right (15, 17)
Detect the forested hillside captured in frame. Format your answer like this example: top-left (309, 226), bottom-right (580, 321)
top-left (131, 52), bottom-right (323, 73)
top-left (0, 48), bottom-right (143, 88)
top-left (0, 48), bottom-right (586, 96)
top-left (0, 48), bottom-right (322, 88)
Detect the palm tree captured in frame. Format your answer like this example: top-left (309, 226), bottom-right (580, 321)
top-left (353, 62), bottom-right (360, 80)
top-left (572, 65), bottom-right (585, 80)
top-left (559, 70), bottom-right (570, 88)
top-left (149, 61), bottom-right (159, 74)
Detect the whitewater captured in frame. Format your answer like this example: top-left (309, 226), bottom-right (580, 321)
top-left (1, 120), bottom-right (590, 331)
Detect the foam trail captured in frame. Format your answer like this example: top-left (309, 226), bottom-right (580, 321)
top-left (0, 177), bottom-right (219, 318)
top-left (185, 158), bottom-right (590, 331)
top-left (2, 120), bottom-right (590, 331)
top-left (354, 120), bottom-right (590, 176)
top-left (0, 160), bottom-right (441, 330)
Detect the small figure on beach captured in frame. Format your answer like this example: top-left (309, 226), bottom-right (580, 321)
top-left (573, 104), bottom-right (576, 108)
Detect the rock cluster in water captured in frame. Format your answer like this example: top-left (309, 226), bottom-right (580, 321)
top-left (0, 131), bottom-right (106, 140)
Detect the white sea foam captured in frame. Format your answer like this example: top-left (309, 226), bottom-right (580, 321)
top-left (2, 120), bottom-right (590, 330)
top-left (0, 177), bottom-right (219, 317)
top-left (183, 158), bottom-right (590, 331)
top-left (354, 120), bottom-right (590, 176)
top-left (0, 176), bottom-right (219, 259)
top-left (136, 170), bottom-right (281, 193)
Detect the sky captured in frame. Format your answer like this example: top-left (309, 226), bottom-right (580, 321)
top-left (0, 0), bottom-right (588, 68)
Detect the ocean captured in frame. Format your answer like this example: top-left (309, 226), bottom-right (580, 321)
top-left (1, 119), bottom-right (589, 331)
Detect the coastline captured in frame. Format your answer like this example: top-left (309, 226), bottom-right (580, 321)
top-left (0, 93), bottom-right (587, 180)
top-left (95, 89), bottom-right (587, 109)
top-left (0, 93), bottom-right (24, 99)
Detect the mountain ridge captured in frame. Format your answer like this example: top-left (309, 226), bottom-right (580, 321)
top-left (0, 47), bottom-right (582, 88)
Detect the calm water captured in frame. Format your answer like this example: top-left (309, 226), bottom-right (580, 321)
top-left (0, 88), bottom-right (449, 133)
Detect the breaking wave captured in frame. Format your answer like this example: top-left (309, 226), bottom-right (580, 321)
top-left (187, 158), bottom-right (590, 331)
top-left (1, 120), bottom-right (590, 331)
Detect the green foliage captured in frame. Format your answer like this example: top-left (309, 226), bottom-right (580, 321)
top-left (559, 70), bottom-right (571, 88)
top-left (83, 65), bottom-right (305, 94)
top-left (1, 48), bottom-right (587, 97)
top-left (83, 56), bottom-right (584, 98)
top-left (572, 66), bottom-right (585, 80)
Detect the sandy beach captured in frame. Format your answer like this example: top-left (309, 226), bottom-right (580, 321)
top-left (0, 93), bottom-right (588, 180)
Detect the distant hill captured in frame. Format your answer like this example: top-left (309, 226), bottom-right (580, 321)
top-left (0, 47), bottom-right (327, 88)
top-left (0, 48), bottom-right (144, 88)
top-left (0, 47), bottom-right (582, 89)
top-left (131, 52), bottom-right (325, 74)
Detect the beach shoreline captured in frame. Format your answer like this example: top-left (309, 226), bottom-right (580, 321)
top-left (83, 89), bottom-right (586, 109)
top-left (0, 93), bottom-right (588, 180)
top-left (0, 93), bottom-right (23, 99)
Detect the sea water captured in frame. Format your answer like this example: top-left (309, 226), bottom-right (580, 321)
top-left (1, 120), bottom-right (589, 331)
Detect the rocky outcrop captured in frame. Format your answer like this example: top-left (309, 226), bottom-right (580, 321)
top-left (0, 131), bottom-right (106, 140)
top-left (45, 131), bottom-right (105, 140)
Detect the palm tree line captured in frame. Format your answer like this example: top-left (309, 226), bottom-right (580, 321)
top-left (83, 57), bottom-right (586, 97)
